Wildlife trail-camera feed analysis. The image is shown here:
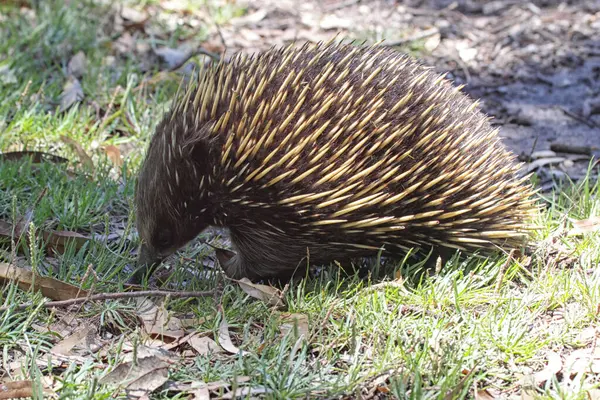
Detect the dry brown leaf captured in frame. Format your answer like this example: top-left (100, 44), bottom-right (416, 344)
top-left (217, 316), bottom-right (247, 356)
top-left (100, 345), bottom-right (177, 395)
top-left (278, 313), bottom-right (309, 338)
top-left (67, 51), bottom-right (87, 79)
top-left (533, 351), bottom-right (562, 385)
top-left (60, 136), bottom-right (93, 170)
top-left (569, 216), bottom-right (600, 236)
top-left (102, 144), bottom-right (123, 168)
top-left (237, 277), bottom-right (284, 308)
top-left (0, 218), bottom-right (91, 255)
top-left (44, 229), bottom-right (90, 254)
top-left (50, 325), bottom-right (95, 356)
top-left (159, 331), bottom-right (197, 351)
top-left (59, 76), bottom-right (84, 112)
top-left (0, 380), bottom-right (34, 399)
top-left (0, 263), bottom-right (89, 301)
top-left (99, 355), bottom-right (169, 395)
top-left (0, 151), bottom-right (68, 164)
top-left (188, 334), bottom-right (222, 356)
top-left (474, 388), bottom-right (498, 399)
top-left (136, 298), bottom-right (186, 342)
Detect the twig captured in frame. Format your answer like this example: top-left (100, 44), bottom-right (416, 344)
top-left (97, 86), bottom-right (121, 132)
top-left (385, 28), bottom-right (439, 47)
top-left (556, 106), bottom-right (599, 128)
top-left (550, 142), bottom-right (596, 155)
top-left (203, 4), bottom-right (226, 54)
top-left (494, 249), bottom-right (515, 295)
top-left (0, 289), bottom-right (215, 312)
top-left (168, 47), bottom-right (221, 72)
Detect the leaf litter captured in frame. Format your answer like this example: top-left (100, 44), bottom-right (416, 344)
top-left (2, 0), bottom-right (600, 398)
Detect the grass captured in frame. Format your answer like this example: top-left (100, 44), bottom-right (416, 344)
top-left (1, 1), bottom-right (600, 399)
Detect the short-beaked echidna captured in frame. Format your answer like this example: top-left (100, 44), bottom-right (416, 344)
top-left (132, 41), bottom-right (537, 283)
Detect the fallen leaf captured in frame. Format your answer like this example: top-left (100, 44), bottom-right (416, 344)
top-left (237, 278), bottom-right (284, 308)
top-left (533, 351), bottom-right (562, 385)
top-left (191, 387), bottom-right (210, 400)
top-left (59, 76), bottom-right (84, 112)
top-left (99, 355), bottom-right (169, 395)
top-left (188, 334), bottom-right (222, 356)
top-left (0, 151), bottom-right (68, 164)
top-left (136, 298), bottom-right (186, 342)
top-left (474, 388), bottom-right (498, 399)
top-left (0, 263), bottom-right (89, 301)
top-left (217, 316), bottom-right (247, 356)
top-left (0, 380), bottom-right (34, 399)
top-left (0, 217), bottom-right (90, 255)
top-left (67, 51), bottom-right (87, 79)
top-left (102, 144), bottom-right (123, 168)
top-left (278, 313), bottom-right (309, 338)
top-left (565, 348), bottom-right (600, 375)
top-left (43, 229), bottom-right (90, 254)
top-left (568, 216), bottom-right (600, 236)
top-left (60, 136), bottom-right (93, 170)
top-left (50, 325), bottom-right (96, 356)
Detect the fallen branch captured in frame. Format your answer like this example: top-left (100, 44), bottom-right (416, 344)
top-left (168, 47), bottom-right (221, 72)
top-left (0, 289), bottom-right (215, 312)
top-left (385, 28), bottom-right (439, 47)
top-left (557, 106), bottom-right (599, 128)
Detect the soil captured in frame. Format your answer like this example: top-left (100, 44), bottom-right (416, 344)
top-left (213, 0), bottom-right (600, 186)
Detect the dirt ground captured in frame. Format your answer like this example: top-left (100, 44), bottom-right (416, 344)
top-left (202, 0), bottom-right (599, 188)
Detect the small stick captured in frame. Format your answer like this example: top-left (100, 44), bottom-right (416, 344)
top-left (557, 106), bottom-right (598, 128)
top-left (168, 47), bottom-right (221, 72)
top-left (550, 143), bottom-right (596, 156)
top-left (385, 28), bottom-right (439, 47)
top-left (494, 249), bottom-right (515, 294)
top-left (0, 289), bottom-right (215, 312)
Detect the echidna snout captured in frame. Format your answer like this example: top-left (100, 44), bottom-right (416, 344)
top-left (132, 41), bottom-right (536, 283)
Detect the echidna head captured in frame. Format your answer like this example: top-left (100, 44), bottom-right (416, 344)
top-left (132, 115), bottom-right (213, 282)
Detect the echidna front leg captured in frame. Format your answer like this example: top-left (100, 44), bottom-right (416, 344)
top-left (220, 226), bottom-right (308, 281)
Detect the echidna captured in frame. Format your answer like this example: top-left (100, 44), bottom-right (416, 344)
top-left (132, 40), bottom-right (537, 283)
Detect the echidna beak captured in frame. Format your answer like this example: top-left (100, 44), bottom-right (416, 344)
top-left (128, 243), bottom-right (164, 284)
